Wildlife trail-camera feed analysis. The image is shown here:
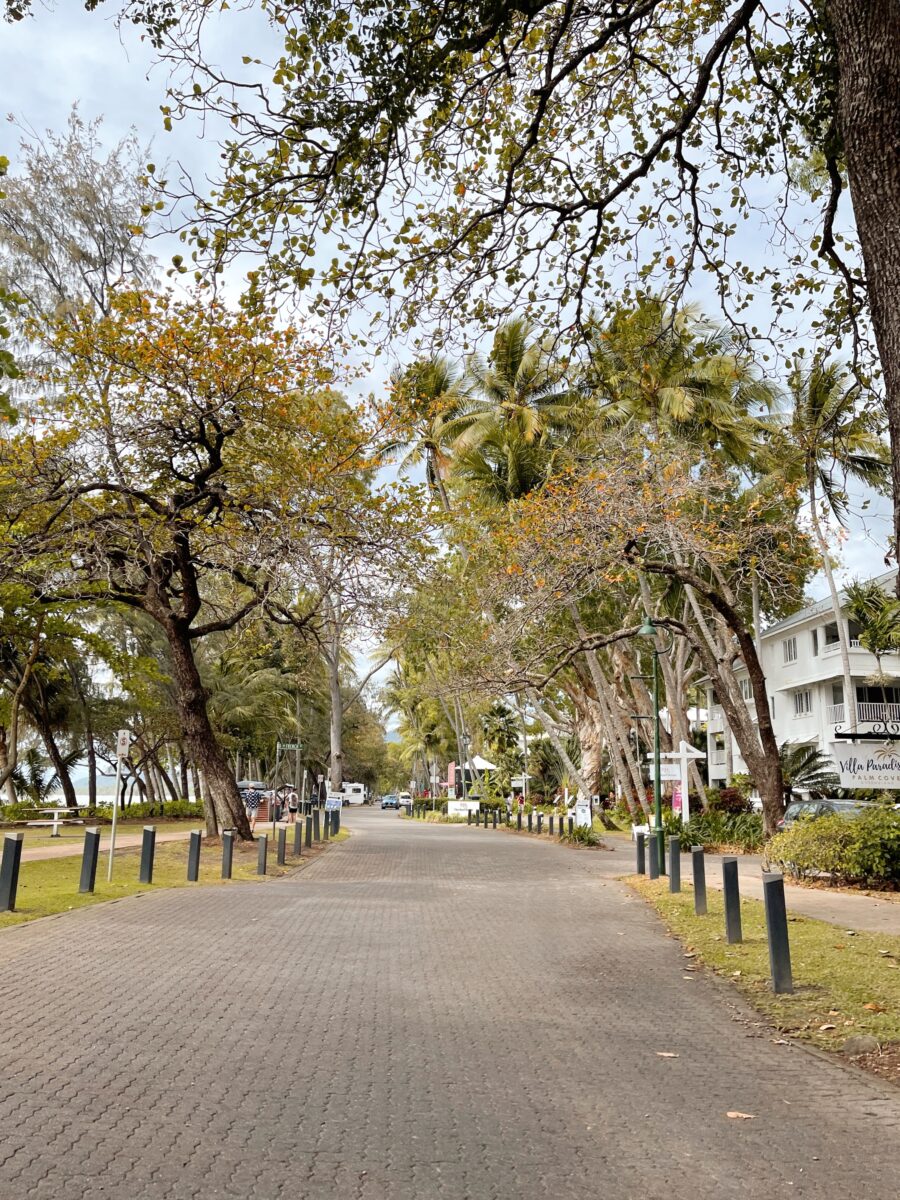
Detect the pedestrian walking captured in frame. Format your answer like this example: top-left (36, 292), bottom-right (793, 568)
top-left (245, 785), bottom-right (262, 833)
top-left (287, 788), bottom-right (299, 824)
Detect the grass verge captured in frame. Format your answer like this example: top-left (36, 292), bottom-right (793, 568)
top-left (629, 875), bottom-right (900, 1054)
top-left (0, 828), bottom-right (349, 930)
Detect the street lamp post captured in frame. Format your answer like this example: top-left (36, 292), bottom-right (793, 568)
top-left (638, 616), bottom-right (675, 873)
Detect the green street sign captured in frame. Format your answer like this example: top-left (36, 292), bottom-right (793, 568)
top-left (278, 741), bottom-right (301, 751)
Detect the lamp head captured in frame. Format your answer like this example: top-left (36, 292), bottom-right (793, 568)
top-left (638, 616), bottom-right (657, 639)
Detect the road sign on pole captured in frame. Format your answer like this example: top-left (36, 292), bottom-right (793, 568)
top-left (277, 741), bottom-right (301, 751)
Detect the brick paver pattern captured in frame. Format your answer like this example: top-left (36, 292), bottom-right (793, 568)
top-left (0, 809), bottom-right (897, 1199)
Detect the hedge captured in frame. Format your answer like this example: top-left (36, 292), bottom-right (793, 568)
top-left (766, 808), bottom-right (900, 888)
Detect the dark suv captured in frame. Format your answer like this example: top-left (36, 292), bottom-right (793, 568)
top-left (777, 798), bottom-right (872, 831)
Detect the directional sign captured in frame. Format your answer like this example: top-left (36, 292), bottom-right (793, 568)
top-left (278, 741), bottom-right (301, 751)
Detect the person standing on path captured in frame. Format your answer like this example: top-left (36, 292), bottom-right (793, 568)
top-left (245, 786), bottom-right (262, 834)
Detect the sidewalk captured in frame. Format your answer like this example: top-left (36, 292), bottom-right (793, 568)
top-left (19, 828), bottom-right (195, 863)
top-left (600, 833), bottom-right (900, 936)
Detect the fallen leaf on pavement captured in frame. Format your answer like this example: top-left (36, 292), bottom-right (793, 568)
top-left (864, 1002), bottom-right (887, 1012)
top-left (819, 1023), bottom-right (837, 1030)
top-left (656, 1052), bottom-right (679, 1058)
top-left (726, 1111), bottom-right (755, 1120)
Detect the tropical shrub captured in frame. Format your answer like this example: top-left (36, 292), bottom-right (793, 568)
top-left (766, 809), bottom-right (900, 888)
top-left (678, 811), bottom-right (764, 853)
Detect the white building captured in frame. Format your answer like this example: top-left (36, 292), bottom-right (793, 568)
top-left (706, 569), bottom-right (898, 784)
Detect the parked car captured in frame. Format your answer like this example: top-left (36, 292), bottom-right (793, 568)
top-left (381, 794), bottom-right (400, 809)
top-left (777, 798), bottom-right (873, 831)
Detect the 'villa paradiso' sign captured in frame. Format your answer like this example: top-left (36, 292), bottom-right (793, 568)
top-left (830, 742), bottom-right (900, 788)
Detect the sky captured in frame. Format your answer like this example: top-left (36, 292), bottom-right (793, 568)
top-left (0, 2), bottom-right (892, 607)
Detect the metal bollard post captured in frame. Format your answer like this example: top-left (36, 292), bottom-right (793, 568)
top-left (648, 834), bottom-right (660, 880)
top-left (257, 834), bottom-right (268, 875)
top-left (79, 827), bottom-right (101, 894)
top-left (492, 810), bottom-right (497, 829)
top-left (467, 811), bottom-right (472, 826)
top-left (559, 817), bottom-right (565, 840)
top-left (222, 830), bottom-right (234, 879)
top-left (635, 832), bottom-right (646, 875)
top-left (722, 856), bottom-right (742, 943)
top-left (294, 821), bottom-right (303, 857)
top-left (0, 833), bottom-right (24, 911)
top-left (139, 825), bottom-right (157, 884)
top-left (568, 816), bottom-right (574, 836)
top-left (657, 829), bottom-right (667, 876)
top-left (517, 811), bottom-right (522, 831)
top-left (762, 872), bottom-right (794, 993)
top-left (668, 837), bottom-right (681, 892)
top-left (527, 812), bottom-right (533, 832)
top-left (187, 830), bottom-right (202, 882)
top-left (548, 814), bottom-right (553, 836)
top-left (333, 809), bottom-right (341, 835)
top-left (313, 809), bottom-right (320, 842)
top-left (277, 826), bottom-right (287, 866)
top-left (322, 811), bottom-right (330, 841)
top-left (537, 813), bottom-right (543, 834)
top-left (691, 846), bottom-right (707, 915)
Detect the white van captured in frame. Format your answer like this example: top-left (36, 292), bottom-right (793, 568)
top-left (342, 782), bottom-right (366, 806)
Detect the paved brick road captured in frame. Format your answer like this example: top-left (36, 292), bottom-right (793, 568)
top-left (0, 810), bottom-right (897, 1200)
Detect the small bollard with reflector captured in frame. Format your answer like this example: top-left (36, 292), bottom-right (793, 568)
top-left (139, 825), bottom-right (156, 884)
top-left (187, 830), bottom-right (202, 882)
top-left (668, 836), bottom-right (681, 892)
top-left (692, 846), bottom-right (707, 915)
top-left (648, 834), bottom-right (659, 880)
top-left (467, 811), bottom-right (472, 825)
top-left (222, 830), bottom-right (234, 879)
top-left (516, 811), bottom-right (522, 831)
top-left (762, 872), bottom-right (793, 993)
top-left (527, 812), bottom-right (533, 832)
top-left (537, 813), bottom-right (543, 834)
top-left (323, 811), bottom-right (330, 840)
top-left (548, 814), bottom-right (554, 836)
top-left (0, 833), bottom-right (24, 911)
top-left (723, 856), bottom-right (742, 943)
top-left (79, 827), bottom-right (101, 894)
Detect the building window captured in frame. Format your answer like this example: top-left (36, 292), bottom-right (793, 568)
top-left (793, 690), bottom-right (813, 717)
top-left (825, 619), bottom-right (862, 647)
top-left (739, 678), bottom-right (753, 700)
top-left (832, 683), bottom-right (844, 705)
top-left (811, 629), bottom-right (818, 656)
top-left (783, 636), bottom-right (798, 664)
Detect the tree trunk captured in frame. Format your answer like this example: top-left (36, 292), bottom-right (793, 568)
top-left (190, 760), bottom-right (201, 805)
top-left (179, 750), bottom-right (190, 801)
top-left (808, 472), bottom-right (857, 730)
top-left (33, 717), bottom-right (78, 809)
top-left (166, 625), bottom-right (249, 839)
top-left (830, 0), bottom-right (900, 589)
top-left (0, 726), bottom-right (15, 804)
top-left (327, 649), bottom-right (344, 793)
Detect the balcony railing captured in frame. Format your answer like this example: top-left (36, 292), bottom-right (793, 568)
top-left (826, 703), bottom-right (845, 724)
top-left (822, 639), bottom-right (862, 656)
top-left (858, 701), bottom-right (900, 723)
top-left (710, 749), bottom-right (727, 766)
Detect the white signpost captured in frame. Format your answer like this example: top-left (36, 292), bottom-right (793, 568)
top-left (447, 800), bottom-right (480, 818)
top-left (830, 742), bottom-right (900, 788)
top-left (574, 802), bottom-right (592, 829)
top-left (654, 740), bottom-right (706, 825)
top-left (108, 728), bottom-right (131, 881)
top-left (325, 792), bottom-right (344, 812)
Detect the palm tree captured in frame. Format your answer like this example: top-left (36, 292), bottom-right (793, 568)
top-left (388, 357), bottom-right (466, 512)
top-left (779, 742), bottom-right (840, 803)
top-left (844, 581), bottom-right (900, 726)
top-left (779, 361), bottom-right (891, 732)
top-left (585, 298), bottom-right (775, 465)
top-left (437, 318), bottom-right (583, 505)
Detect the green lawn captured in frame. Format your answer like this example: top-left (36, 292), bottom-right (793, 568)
top-left (0, 829), bottom-right (349, 930)
top-left (2, 818), bottom-right (199, 852)
top-left (630, 875), bottom-right (900, 1051)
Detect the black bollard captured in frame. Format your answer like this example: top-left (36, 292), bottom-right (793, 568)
top-left (691, 846), bottom-right (707, 915)
top-left (668, 836), bottom-right (681, 892)
top-left (277, 826), bottom-right (287, 866)
top-left (467, 811), bottom-right (472, 825)
top-left (568, 816), bottom-right (574, 836)
top-left (294, 821), bottom-right (303, 857)
top-left (333, 809), bottom-right (341, 835)
top-left (635, 832), bottom-right (646, 875)
top-left (762, 872), bottom-right (794, 994)
top-left (309, 812), bottom-right (316, 846)
top-left (322, 811), bottom-right (330, 841)
top-left (559, 817), bottom-right (565, 840)
top-left (648, 834), bottom-right (660, 880)
top-left (492, 810), bottom-right (497, 829)
top-left (537, 813), bottom-right (543, 834)
top-left (548, 814), bottom-right (553, 836)
top-left (722, 856), bottom-right (742, 943)
top-left (222, 830), bottom-right (235, 879)
top-left (527, 812), bottom-right (533, 832)
top-left (139, 825), bottom-right (157, 885)
top-left (257, 833), bottom-right (268, 875)
top-left (79, 827), bottom-right (101, 894)
top-left (187, 830), bottom-right (202, 882)
top-left (516, 811), bottom-right (522, 831)
top-left (657, 829), bottom-right (667, 876)
top-left (0, 833), bottom-right (24, 911)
